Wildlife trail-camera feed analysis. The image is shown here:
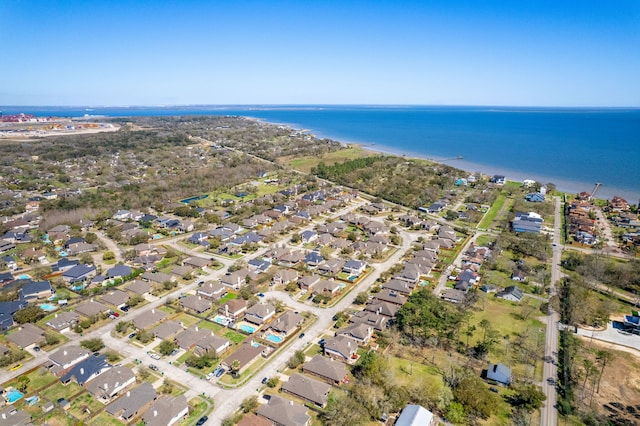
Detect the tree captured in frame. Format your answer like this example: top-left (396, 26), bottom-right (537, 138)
top-left (105, 350), bottom-right (120, 363)
top-left (354, 292), bottom-right (369, 305)
top-left (103, 251), bottom-right (115, 261)
top-left (595, 349), bottom-right (614, 394)
top-left (80, 338), bottom-right (105, 352)
top-left (230, 359), bottom-right (241, 376)
top-left (13, 305), bottom-right (46, 324)
top-left (159, 380), bottom-right (174, 394)
top-left (287, 350), bottom-right (305, 369)
top-left (158, 339), bottom-right (177, 356)
top-left (240, 396), bottom-right (259, 413)
top-left (85, 232), bottom-right (98, 243)
top-left (44, 331), bottom-right (60, 346)
top-left (16, 375), bottom-right (30, 392)
top-left (510, 383), bottom-right (546, 411)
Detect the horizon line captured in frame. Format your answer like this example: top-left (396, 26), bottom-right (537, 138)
top-left (1, 103), bottom-right (640, 109)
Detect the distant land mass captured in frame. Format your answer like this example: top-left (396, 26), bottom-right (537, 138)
top-left (2, 105), bottom-right (638, 200)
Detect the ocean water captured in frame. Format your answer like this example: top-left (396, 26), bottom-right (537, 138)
top-left (2, 105), bottom-right (638, 200)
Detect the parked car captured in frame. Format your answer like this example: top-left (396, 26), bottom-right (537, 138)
top-left (149, 364), bottom-right (159, 371)
top-left (261, 377), bottom-right (268, 384)
top-left (150, 353), bottom-right (161, 360)
top-left (33, 346), bottom-right (40, 352)
top-left (299, 333), bottom-right (305, 339)
top-left (258, 293), bottom-right (264, 297)
top-left (128, 333), bottom-right (137, 339)
top-left (121, 305), bottom-right (129, 312)
top-left (196, 416), bottom-right (208, 425)
top-left (10, 363), bottom-right (22, 371)
top-left (206, 372), bottom-right (214, 380)
top-left (215, 367), bottom-right (225, 377)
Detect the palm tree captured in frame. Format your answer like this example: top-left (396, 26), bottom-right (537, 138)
top-left (230, 359), bottom-right (241, 377)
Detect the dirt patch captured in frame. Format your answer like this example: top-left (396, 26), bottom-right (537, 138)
top-left (585, 341), bottom-right (640, 424)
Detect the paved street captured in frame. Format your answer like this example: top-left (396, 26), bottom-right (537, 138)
top-left (540, 196), bottom-right (561, 426)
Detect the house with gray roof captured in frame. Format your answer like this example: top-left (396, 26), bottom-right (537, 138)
top-left (302, 355), bottom-right (348, 385)
top-left (372, 288), bottom-right (407, 306)
top-left (221, 341), bottom-right (267, 374)
top-left (336, 323), bottom-right (374, 345)
top-left (317, 258), bottom-right (345, 276)
top-left (269, 311), bottom-right (303, 336)
top-left (140, 271), bottom-right (174, 285)
top-left (395, 404), bottom-right (435, 426)
top-left (364, 300), bottom-right (400, 317)
top-left (62, 263), bottom-right (96, 283)
top-left (244, 303), bottom-right (276, 325)
top-left (298, 274), bottom-right (321, 291)
top-left (132, 308), bottom-right (167, 330)
top-left (106, 264), bottom-right (132, 279)
top-left (152, 320), bottom-right (183, 340)
top-left (75, 300), bottom-right (110, 318)
top-left (7, 323), bottom-right (45, 349)
top-left (86, 365), bottom-right (136, 400)
top-left (126, 279), bottom-right (151, 296)
top-left (46, 311), bottom-right (79, 333)
top-left (197, 281), bottom-right (227, 300)
top-left (383, 279), bottom-right (414, 295)
top-left (497, 285), bottom-right (524, 302)
top-left (257, 394), bottom-right (310, 426)
top-left (487, 362), bottom-right (512, 385)
top-left (271, 268), bottom-right (299, 286)
top-left (0, 406), bottom-right (31, 426)
top-left (349, 310), bottom-right (388, 331)
top-left (282, 373), bottom-right (331, 407)
top-left (19, 280), bottom-right (54, 300)
top-left (61, 354), bottom-right (111, 385)
top-left (101, 289), bottom-right (130, 308)
top-left (49, 346), bottom-right (91, 370)
top-left (171, 265), bottom-right (194, 278)
top-left (195, 334), bottom-right (231, 356)
top-left (179, 295), bottom-right (210, 314)
top-left (440, 288), bottom-right (468, 304)
top-left (142, 394), bottom-right (188, 426)
top-left (323, 335), bottom-right (358, 363)
top-left (106, 382), bottom-right (158, 422)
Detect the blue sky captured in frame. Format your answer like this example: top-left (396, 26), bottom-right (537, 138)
top-left (1, 0), bottom-right (639, 106)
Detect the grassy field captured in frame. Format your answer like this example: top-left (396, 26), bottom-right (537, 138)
top-left (91, 412), bottom-right (125, 425)
top-left (172, 312), bottom-right (200, 328)
top-left (223, 329), bottom-right (246, 345)
top-left (284, 147), bottom-right (373, 173)
top-left (197, 320), bottom-right (223, 333)
top-left (478, 193), bottom-right (507, 229)
top-left (41, 381), bottom-right (83, 403)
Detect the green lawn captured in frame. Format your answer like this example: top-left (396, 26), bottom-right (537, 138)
top-left (92, 412), bottom-right (125, 425)
top-left (197, 320), bottom-right (223, 333)
top-left (172, 312), bottom-right (200, 328)
top-left (23, 368), bottom-right (58, 390)
top-left (475, 234), bottom-right (496, 247)
top-left (285, 147), bottom-right (372, 173)
top-left (68, 392), bottom-right (104, 420)
top-left (41, 381), bottom-right (83, 402)
top-left (180, 397), bottom-right (212, 425)
top-left (218, 292), bottom-right (238, 304)
top-left (478, 194), bottom-right (507, 229)
top-left (223, 330), bottom-right (246, 345)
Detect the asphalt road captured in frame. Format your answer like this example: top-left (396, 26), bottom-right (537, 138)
top-left (540, 196), bottom-right (561, 426)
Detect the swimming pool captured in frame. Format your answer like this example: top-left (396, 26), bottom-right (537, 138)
top-left (16, 274), bottom-right (31, 280)
top-left (238, 324), bottom-right (256, 334)
top-left (39, 304), bottom-right (57, 312)
top-left (6, 389), bottom-right (24, 404)
top-left (347, 275), bottom-right (358, 282)
top-left (213, 315), bottom-right (232, 327)
top-left (265, 333), bottom-right (283, 344)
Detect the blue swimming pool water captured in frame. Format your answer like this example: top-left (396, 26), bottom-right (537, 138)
top-left (39, 304), bottom-right (57, 312)
top-left (213, 315), bottom-right (230, 326)
top-left (239, 324), bottom-right (256, 334)
top-left (6, 389), bottom-right (24, 403)
top-left (347, 275), bottom-right (358, 282)
top-left (17, 274), bottom-right (30, 280)
top-left (265, 333), bottom-right (283, 343)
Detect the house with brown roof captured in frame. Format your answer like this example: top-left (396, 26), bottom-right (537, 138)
top-left (49, 346), bottom-right (91, 370)
top-left (302, 355), bottom-right (348, 385)
top-left (317, 258), bottom-right (345, 276)
top-left (151, 320), bottom-right (183, 340)
top-left (179, 295), bottom-right (211, 314)
top-left (282, 373), bottom-right (331, 407)
top-left (298, 274), bottom-right (321, 292)
top-left (237, 413), bottom-right (272, 426)
top-left (133, 308), bottom-right (168, 330)
top-left (183, 256), bottom-right (210, 269)
top-left (383, 279), bottom-right (414, 295)
top-left (218, 299), bottom-right (247, 319)
top-left (373, 288), bottom-right (407, 306)
top-left (140, 272), bottom-right (175, 285)
top-left (222, 341), bottom-right (267, 375)
top-left (257, 395), bottom-right (310, 426)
